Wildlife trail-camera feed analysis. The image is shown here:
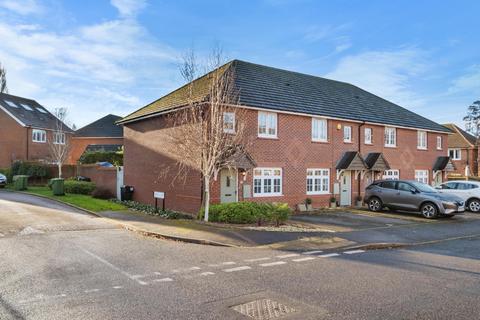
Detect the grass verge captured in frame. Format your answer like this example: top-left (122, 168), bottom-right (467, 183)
top-left (6, 185), bottom-right (126, 212)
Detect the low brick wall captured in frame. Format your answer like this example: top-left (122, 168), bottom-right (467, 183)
top-left (77, 165), bottom-right (117, 197)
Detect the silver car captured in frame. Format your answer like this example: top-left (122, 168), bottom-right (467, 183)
top-left (0, 173), bottom-right (6, 188)
top-left (364, 180), bottom-right (465, 219)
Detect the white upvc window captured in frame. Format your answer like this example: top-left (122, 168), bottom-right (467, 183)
top-left (343, 125), bottom-right (352, 143)
top-left (364, 127), bottom-right (372, 144)
top-left (437, 136), bottom-right (442, 150)
top-left (32, 129), bottom-right (46, 143)
top-left (253, 168), bottom-right (282, 197)
top-left (383, 169), bottom-right (399, 180)
top-left (258, 111), bottom-right (277, 138)
top-left (223, 112), bottom-right (235, 134)
top-left (53, 132), bottom-right (66, 145)
top-left (306, 169), bottom-right (330, 195)
top-left (415, 170), bottom-right (429, 184)
top-left (417, 130), bottom-right (427, 150)
top-left (312, 118), bottom-right (328, 142)
top-left (384, 127), bottom-right (396, 147)
top-left (449, 148), bottom-right (461, 160)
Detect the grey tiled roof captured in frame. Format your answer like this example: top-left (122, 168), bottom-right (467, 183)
top-left (0, 93), bottom-right (73, 132)
top-left (120, 60), bottom-right (450, 133)
top-left (75, 114), bottom-right (123, 138)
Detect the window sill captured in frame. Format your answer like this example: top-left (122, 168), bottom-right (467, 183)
top-left (364, 142), bottom-right (373, 145)
top-left (384, 145), bottom-right (397, 148)
top-left (32, 141), bottom-right (47, 144)
top-left (257, 136), bottom-right (279, 140)
top-left (343, 141), bottom-right (353, 144)
top-left (306, 192), bottom-right (331, 196)
top-left (312, 140), bottom-right (329, 144)
top-left (253, 194), bottom-right (283, 198)
top-left (417, 148), bottom-right (428, 151)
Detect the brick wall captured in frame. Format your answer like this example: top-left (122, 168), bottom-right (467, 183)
top-left (77, 165), bottom-right (117, 197)
top-left (123, 108), bottom-right (449, 214)
top-left (68, 137), bottom-right (123, 164)
top-left (0, 110), bottom-right (27, 168)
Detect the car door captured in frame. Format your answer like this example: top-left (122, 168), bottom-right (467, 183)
top-left (377, 181), bottom-right (397, 206)
top-left (438, 182), bottom-right (459, 196)
top-left (393, 181), bottom-right (419, 210)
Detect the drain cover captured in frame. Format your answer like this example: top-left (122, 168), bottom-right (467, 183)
top-left (231, 299), bottom-right (296, 319)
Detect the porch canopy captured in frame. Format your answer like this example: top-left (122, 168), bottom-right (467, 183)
top-left (433, 156), bottom-right (456, 172)
top-left (364, 152), bottom-right (391, 171)
top-left (219, 146), bottom-right (257, 170)
top-left (336, 151), bottom-right (368, 179)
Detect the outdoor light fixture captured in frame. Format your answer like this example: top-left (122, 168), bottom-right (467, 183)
top-left (336, 123), bottom-right (342, 130)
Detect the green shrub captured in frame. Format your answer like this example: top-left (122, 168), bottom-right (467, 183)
top-left (92, 187), bottom-right (114, 199)
top-left (64, 180), bottom-right (96, 195)
top-left (111, 199), bottom-right (192, 219)
top-left (79, 151), bottom-right (123, 166)
top-left (198, 202), bottom-right (291, 225)
top-left (11, 161), bottom-right (49, 179)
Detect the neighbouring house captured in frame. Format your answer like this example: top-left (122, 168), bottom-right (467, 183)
top-left (117, 60), bottom-right (452, 214)
top-left (68, 114), bottom-right (123, 164)
top-left (0, 92), bottom-right (73, 169)
top-left (442, 123), bottom-right (478, 178)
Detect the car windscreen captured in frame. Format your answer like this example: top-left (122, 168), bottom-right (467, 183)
top-left (410, 181), bottom-right (437, 193)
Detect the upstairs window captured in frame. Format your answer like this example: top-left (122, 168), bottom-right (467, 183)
top-left (436, 136), bottom-right (442, 150)
top-left (384, 127), bottom-right (396, 147)
top-left (223, 112), bottom-right (235, 134)
top-left (53, 132), bottom-right (66, 145)
top-left (449, 148), bottom-right (461, 160)
top-left (258, 112), bottom-right (277, 138)
top-left (364, 127), bottom-right (372, 144)
top-left (253, 168), bottom-right (282, 196)
top-left (417, 131), bottom-right (427, 150)
top-left (32, 129), bottom-right (46, 143)
top-left (343, 125), bottom-right (352, 143)
top-left (312, 118), bottom-right (327, 142)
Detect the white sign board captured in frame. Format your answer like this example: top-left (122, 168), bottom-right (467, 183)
top-left (154, 191), bottom-right (165, 199)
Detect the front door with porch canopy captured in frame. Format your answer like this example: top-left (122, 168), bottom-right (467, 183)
top-left (220, 169), bottom-right (237, 203)
top-left (340, 171), bottom-right (352, 206)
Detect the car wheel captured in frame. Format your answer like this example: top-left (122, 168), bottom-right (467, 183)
top-left (421, 202), bottom-right (438, 219)
top-left (467, 199), bottom-right (480, 213)
top-left (368, 197), bottom-right (382, 212)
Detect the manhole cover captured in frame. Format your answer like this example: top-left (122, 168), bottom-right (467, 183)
top-left (231, 299), bottom-right (296, 319)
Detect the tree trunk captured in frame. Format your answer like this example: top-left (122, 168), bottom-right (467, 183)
top-left (58, 163), bottom-right (62, 178)
top-left (204, 176), bottom-right (210, 222)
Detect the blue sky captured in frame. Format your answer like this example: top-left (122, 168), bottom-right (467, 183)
top-left (0, 0), bottom-right (478, 128)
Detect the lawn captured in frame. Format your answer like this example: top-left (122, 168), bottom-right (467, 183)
top-left (7, 185), bottom-right (127, 212)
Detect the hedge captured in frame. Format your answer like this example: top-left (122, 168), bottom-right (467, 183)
top-left (79, 151), bottom-right (123, 166)
top-left (11, 161), bottom-right (49, 179)
top-left (63, 180), bottom-right (96, 195)
top-left (198, 202), bottom-right (291, 225)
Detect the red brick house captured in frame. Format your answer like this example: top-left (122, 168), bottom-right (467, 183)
top-left (442, 123), bottom-right (478, 178)
top-left (118, 60), bottom-right (452, 214)
top-left (0, 93), bottom-right (73, 169)
top-left (68, 114), bottom-right (123, 164)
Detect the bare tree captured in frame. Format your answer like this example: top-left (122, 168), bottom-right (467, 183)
top-left (464, 100), bottom-right (480, 138)
top-left (49, 108), bottom-right (71, 178)
top-left (0, 62), bottom-right (7, 94)
top-left (166, 49), bottom-right (251, 221)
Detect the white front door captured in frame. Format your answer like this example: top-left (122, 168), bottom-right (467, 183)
top-left (340, 171), bottom-right (352, 206)
top-left (220, 169), bottom-right (237, 203)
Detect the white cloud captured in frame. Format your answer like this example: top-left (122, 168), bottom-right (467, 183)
top-left (0, 0), bottom-right (43, 15)
top-left (0, 1), bottom-right (179, 126)
top-left (325, 48), bottom-right (428, 108)
top-left (448, 65), bottom-right (480, 95)
top-left (110, 0), bottom-right (146, 18)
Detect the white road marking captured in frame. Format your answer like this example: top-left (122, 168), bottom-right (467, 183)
top-left (200, 272), bottom-right (215, 276)
top-left (131, 274), bottom-right (146, 279)
top-left (276, 254), bottom-right (299, 259)
top-left (154, 277), bottom-right (173, 283)
top-left (80, 248), bottom-right (148, 286)
top-left (84, 289), bottom-right (100, 293)
top-left (113, 286), bottom-right (123, 289)
top-left (154, 272), bottom-right (162, 275)
top-left (188, 266), bottom-right (201, 271)
top-left (319, 253), bottom-right (340, 258)
top-left (302, 250), bottom-right (323, 255)
top-left (259, 261), bottom-right (287, 267)
top-left (223, 266), bottom-right (252, 273)
top-left (221, 261), bottom-right (236, 265)
top-left (245, 257), bottom-right (271, 262)
top-left (19, 293), bottom-right (67, 304)
top-left (292, 257), bottom-right (316, 262)
top-left (343, 250), bottom-right (366, 255)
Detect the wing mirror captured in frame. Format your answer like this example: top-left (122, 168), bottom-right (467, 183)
top-left (410, 188), bottom-right (417, 194)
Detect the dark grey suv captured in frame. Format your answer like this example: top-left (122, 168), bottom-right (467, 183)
top-left (364, 180), bottom-right (465, 218)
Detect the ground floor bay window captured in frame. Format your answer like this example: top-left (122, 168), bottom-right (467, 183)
top-left (253, 168), bottom-right (282, 196)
